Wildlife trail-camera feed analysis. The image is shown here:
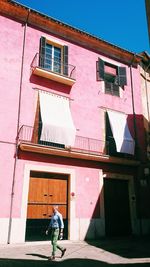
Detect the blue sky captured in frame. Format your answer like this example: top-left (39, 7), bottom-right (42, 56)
top-left (14, 0), bottom-right (149, 53)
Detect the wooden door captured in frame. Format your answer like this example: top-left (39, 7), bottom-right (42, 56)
top-left (26, 174), bottom-right (68, 241)
top-left (104, 178), bottom-right (131, 237)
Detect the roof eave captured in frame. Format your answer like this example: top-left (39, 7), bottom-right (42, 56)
top-left (1, 0), bottom-right (142, 66)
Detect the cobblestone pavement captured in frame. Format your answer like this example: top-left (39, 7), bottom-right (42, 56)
top-left (0, 237), bottom-right (150, 266)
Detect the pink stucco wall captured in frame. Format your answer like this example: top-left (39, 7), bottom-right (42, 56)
top-left (0, 16), bottom-right (23, 142)
top-left (0, 14), bottom-right (145, 221)
top-left (0, 143), bottom-right (15, 217)
top-left (75, 167), bottom-right (100, 218)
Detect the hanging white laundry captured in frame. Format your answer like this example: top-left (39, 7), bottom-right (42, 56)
top-left (39, 91), bottom-right (76, 146)
top-left (107, 110), bottom-right (135, 155)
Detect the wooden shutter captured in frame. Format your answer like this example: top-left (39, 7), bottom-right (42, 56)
top-left (63, 45), bottom-right (68, 76)
top-left (118, 67), bottom-right (127, 86)
top-left (32, 95), bottom-right (40, 144)
top-left (105, 112), bottom-right (117, 155)
top-left (39, 37), bottom-right (46, 68)
top-left (97, 58), bottom-right (105, 81)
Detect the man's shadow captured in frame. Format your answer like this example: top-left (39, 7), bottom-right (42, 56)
top-left (26, 253), bottom-right (62, 259)
top-left (26, 253), bottom-right (49, 259)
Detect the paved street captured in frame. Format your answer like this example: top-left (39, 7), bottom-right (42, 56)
top-left (0, 237), bottom-right (150, 266)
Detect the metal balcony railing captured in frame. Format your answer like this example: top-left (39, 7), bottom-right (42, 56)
top-left (31, 53), bottom-right (76, 81)
top-left (18, 125), bottom-right (108, 156)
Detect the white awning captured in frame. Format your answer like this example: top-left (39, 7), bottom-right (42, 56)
top-left (39, 91), bottom-right (76, 146)
top-left (107, 110), bottom-right (135, 155)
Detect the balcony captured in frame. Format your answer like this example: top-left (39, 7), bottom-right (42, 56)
top-left (31, 53), bottom-right (76, 86)
top-left (18, 125), bottom-right (108, 159)
top-left (18, 125), bottom-right (140, 166)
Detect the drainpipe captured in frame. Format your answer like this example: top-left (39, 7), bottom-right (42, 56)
top-left (7, 9), bottom-right (30, 244)
top-left (129, 54), bottom-right (138, 148)
top-left (130, 54), bottom-right (143, 236)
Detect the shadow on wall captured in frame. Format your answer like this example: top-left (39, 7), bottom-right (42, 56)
top-left (85, 168), bottom-right (150, 243)
top-left (127, 114), bottom-right (147, 162)
top-left (85, 176), bottom-right (133, 241)
top-left (84, 194), bottom-right (102, 240)
top-left (30, 74), bottom-right (72, 95)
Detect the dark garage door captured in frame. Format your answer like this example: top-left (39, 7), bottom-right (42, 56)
top-left (104, 178), bottom-right (132, 237)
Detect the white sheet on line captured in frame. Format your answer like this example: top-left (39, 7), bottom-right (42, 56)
top-left (107, 110), bottom-right (135, 155)
top-left (39, 91), bottom-right (76, 146)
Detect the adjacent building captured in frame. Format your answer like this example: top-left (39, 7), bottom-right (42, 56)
top-left (0, 0), bottom-right (150, 244)
top-left (139, 51), bottom-right (150, 225)
top-left (145, 0), bottom-right (150, 41)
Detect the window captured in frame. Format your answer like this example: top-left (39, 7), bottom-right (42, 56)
top-left (96, 58), bottom-right (127, 96)
top-left (105, 75), bottom-right (120, 96)
top-left (31, 37), bottom-right (76, 86)
top-left (45, 43), bottom-right (61, 73)
top-left (39, 37), bottom-right (68, 76)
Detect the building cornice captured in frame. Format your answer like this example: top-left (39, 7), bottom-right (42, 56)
top-left (0, 0), bottom-right (142, 66)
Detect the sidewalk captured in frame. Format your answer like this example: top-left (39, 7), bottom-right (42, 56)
top-left (0, 237), bottom-right (150, 266)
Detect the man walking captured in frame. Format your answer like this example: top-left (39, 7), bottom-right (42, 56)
top-left (46, 205), bottom-right (66, 260)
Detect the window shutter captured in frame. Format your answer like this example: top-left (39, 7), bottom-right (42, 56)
top-left (39, 37), bottom-right (46, 68)
top-left (105, 81), bottom-right (112, 94)
top-left (113, 84), bottom-right (120, 96)
top-left (97, 58), bottom-right (105, 81)
top-left (63, 45), bottom-right (68, 76)
top-left (105, 112), bottom-right (116, 155)
top-left (118, 67), bottom-right (127, 86)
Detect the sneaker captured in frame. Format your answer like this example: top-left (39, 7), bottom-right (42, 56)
top-left (61, 248), bottom-right (66, 258)
top-left (48, 255), bottom-right (55, 261)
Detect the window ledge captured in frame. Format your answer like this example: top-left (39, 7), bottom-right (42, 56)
top-left (32, 67), bottom-right (76, 86)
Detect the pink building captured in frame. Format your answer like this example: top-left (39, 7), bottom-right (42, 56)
top-left (0, 0), bottom-right (150, 244)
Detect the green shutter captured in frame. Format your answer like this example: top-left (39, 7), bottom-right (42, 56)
top-left (97, 58), bottom-right (105, 81)
top-left (118, 67), bottom-right (127, 86)
top-left (39, 37), bottom-right (46, 68)
top-left (106, 112), bottom-right (117, 155)
top-left (113, 84), bottom-right (120, 96)
top-left (63, 45), bottom-right (68, 76)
